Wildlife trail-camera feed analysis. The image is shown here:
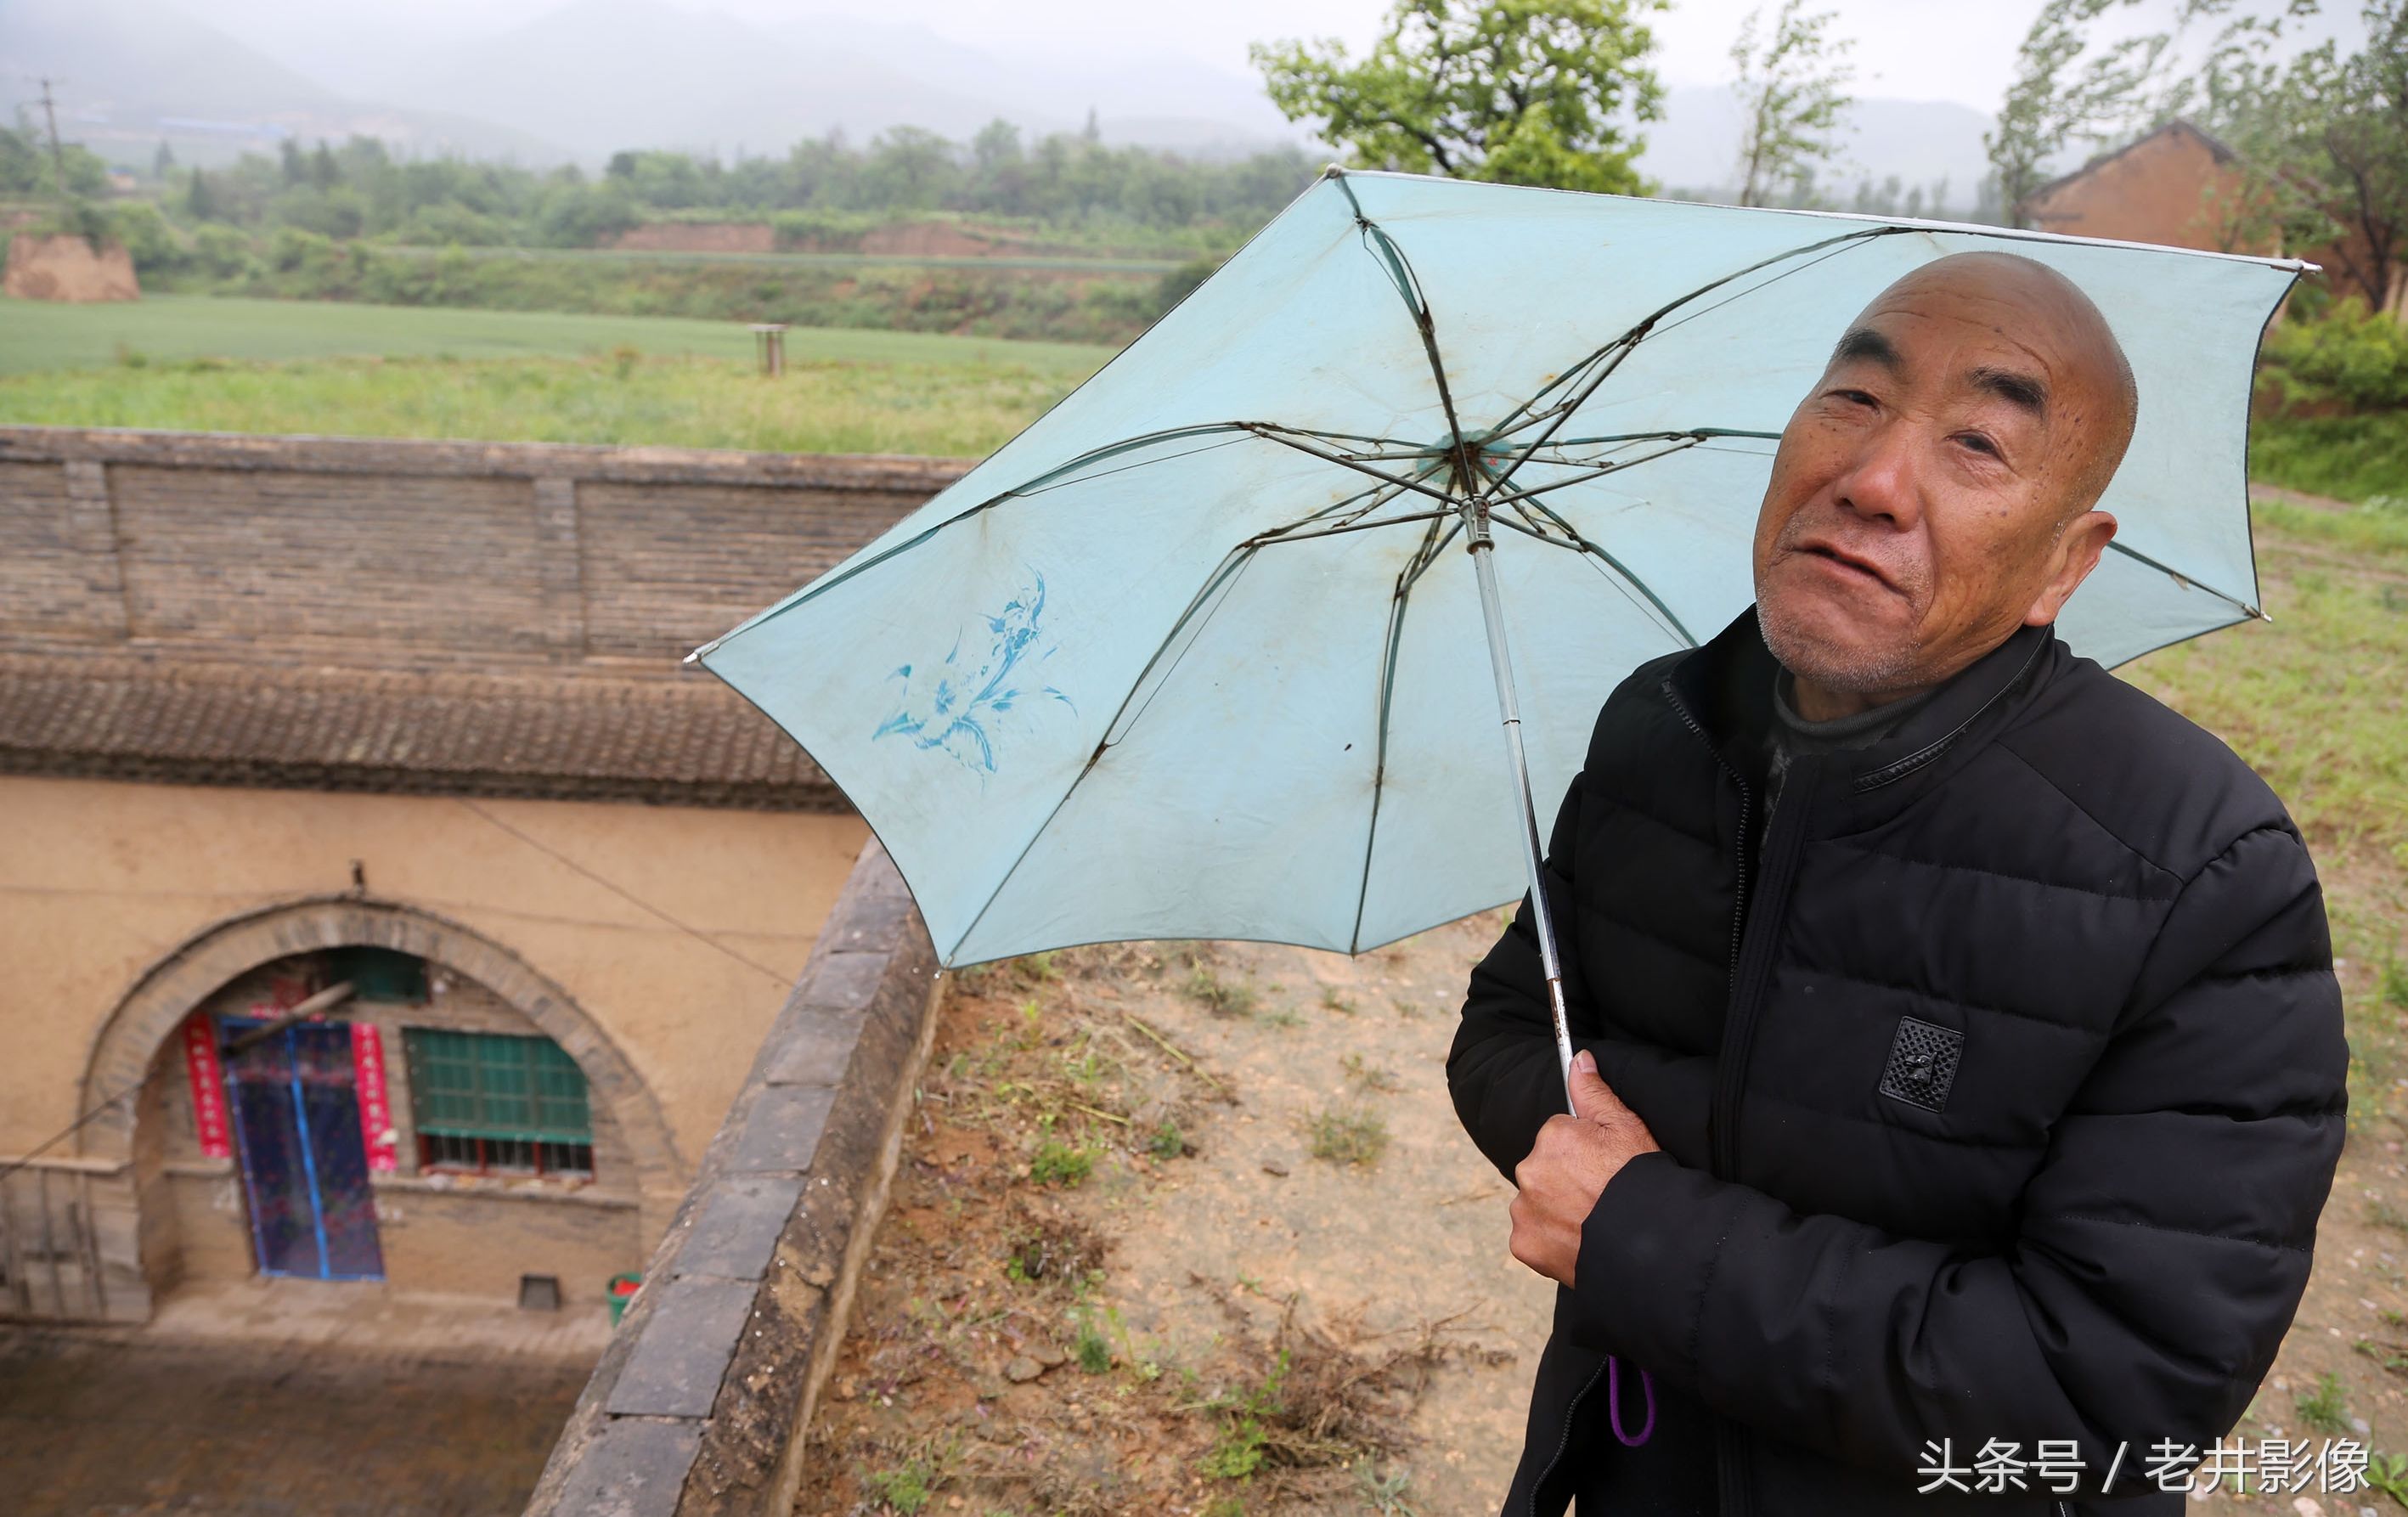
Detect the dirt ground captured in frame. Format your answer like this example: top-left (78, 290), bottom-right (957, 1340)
top-left (796, 916), bottom-right (1552, 1517)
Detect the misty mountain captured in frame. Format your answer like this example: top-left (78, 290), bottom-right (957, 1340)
top-left (1638, 86), bottom-right (1996, 210)
top-left (339, 0), bottom-right (1300, 160)
top-left (0, 0), bottom-right (569, 166)
top-left (15, 0), bottom-right (2005, 205)
top-left (350, 0), bottom-right (1015, 161)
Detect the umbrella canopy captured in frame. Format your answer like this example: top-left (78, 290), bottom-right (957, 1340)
top-left (697, 169), bottom-right (2302, 971)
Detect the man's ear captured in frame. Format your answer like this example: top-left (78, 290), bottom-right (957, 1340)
top-left (2023, 510), bottom-right (2118, 627)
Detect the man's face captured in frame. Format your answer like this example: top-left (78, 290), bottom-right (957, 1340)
top-left (1751, 254), bottom-right (2127, 702)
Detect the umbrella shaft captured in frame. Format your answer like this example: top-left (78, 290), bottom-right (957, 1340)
top-left (1469, 529), bottom-right (1579, 1116)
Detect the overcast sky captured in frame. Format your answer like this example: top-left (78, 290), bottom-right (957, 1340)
top-left (190, 0), bottom-right (2365, 117)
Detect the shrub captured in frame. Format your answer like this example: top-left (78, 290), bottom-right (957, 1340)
top-left (2262, 300), bottom-right (2408, 410)
top-left (106, 200), bottom-right (190, 275)
top-left (1306, 1103), bottom-right (1390, 1167)
top-left (1029, 1138), bottom-right (1095, 1187)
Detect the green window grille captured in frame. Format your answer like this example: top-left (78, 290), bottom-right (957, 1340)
top-left (403, 1029), bottom-right (592, 1176)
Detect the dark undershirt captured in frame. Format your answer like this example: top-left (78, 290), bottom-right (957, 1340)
top-left (1758, 671), bottom-right (1936, 849)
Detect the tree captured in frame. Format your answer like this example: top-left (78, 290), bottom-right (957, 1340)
top-left (1987, 0), bottom-right (2172, 228)
top-left (1728, 0), bottom-right (1854, 206)
top-left (2295, 0), bottom-right (2408, 309)
top-left (152, 138), bottom-right (175, 179)
top-left (1252, 0), bottom-right (1667, 195)
top-left (2174, 0), bottom-right (2404, 306)
top-left (186, 166), bottom-right (219, 221)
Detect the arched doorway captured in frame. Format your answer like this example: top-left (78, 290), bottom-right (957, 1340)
top-left (57, 895), bottom-right (680, 1322)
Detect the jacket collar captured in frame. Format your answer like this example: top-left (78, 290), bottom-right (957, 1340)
top-left (1664, 606), bottom-right (2057, 793)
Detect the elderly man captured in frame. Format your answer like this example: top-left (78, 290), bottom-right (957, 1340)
top-left (1448, 251), bottom-right (2348, 1516)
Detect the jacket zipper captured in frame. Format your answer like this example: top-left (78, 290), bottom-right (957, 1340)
top-left (1660, 677), bottom-right (1751, 978)
top-left (1525, 1358), bottom-right (1609, 1517)
top-left (1522, 686), bottom-right (1743, 1517)
top-left (1661, 675), bottom-right (1826, 1517)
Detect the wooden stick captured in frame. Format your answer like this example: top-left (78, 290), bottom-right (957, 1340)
top-left (1119, 1011), bottom-right (1233, 1101)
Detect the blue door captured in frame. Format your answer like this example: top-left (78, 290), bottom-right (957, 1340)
top-left (222, 1018), bottom-right (385, 1282)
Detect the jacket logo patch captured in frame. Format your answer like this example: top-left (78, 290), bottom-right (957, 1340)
top-left (1880, 1017), bottom-right (1964, 1112)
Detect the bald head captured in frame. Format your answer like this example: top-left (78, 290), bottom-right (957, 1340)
top-left (1836, 251), bottom-right (2139, 518)
top-left (1751, 248), bottom-right (2137, 719)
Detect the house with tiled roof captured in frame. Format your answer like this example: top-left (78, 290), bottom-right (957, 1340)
top-left (0, 424), bottom-right (960, 1326)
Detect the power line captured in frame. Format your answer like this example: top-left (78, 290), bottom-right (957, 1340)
top-left (451, 798), bottom-right (797, 989)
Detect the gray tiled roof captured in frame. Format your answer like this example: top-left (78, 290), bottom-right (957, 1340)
top-left (0, 655), bottom-right (841, 809)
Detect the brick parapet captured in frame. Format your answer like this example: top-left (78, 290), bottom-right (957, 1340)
top-left (524, 839), bottom-right (943, 1517)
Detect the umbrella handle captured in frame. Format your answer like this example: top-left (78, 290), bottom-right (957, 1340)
top-left (1468, 520), bottom-right (1582, 1117)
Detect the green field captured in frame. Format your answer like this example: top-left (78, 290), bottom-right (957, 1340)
top-left (0, 294), bottom-right (1116, 377)
top-left (2, 351), bottom-right (1100, 457)
top-left (374, 244), bottom-right (1187, 275)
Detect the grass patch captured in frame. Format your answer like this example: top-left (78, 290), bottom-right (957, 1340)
top-left (0, 348), bottom-right (1092, 458)
top-left (1306, 1104), bottom-right (1390, 1168)
top-left (0, 292), bottom-right (1111, 376)
top-left (1182, 963), bottom-right (1260, 1019)
top-left (2124, 512), bottom-right (2406, 872)
top-left (2123, 510), bottom-right (2407, 1129)
top-left (2252, 410), bottom-right (2408, 507)
top-left (1341, 1052), bottom-right (1403, 1094)
top-left (1028, 1137), bottom-right (1097, 1189)
top-left (2295, 1370), bottom-right (2353, 1435)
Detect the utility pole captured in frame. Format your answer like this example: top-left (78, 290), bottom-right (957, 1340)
top-left (37, 76), bottom-right (67, 198)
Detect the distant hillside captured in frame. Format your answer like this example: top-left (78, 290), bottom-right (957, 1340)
top-left (0, 0), bottom-right (567, 166)
top-left (15, 0), bottom-right (2010, 200)
top-left (336, 0), bottom-right (1300, 161)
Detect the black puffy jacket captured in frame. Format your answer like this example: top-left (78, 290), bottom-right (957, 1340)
top-left (1448, 608), bottom-right (2348, 1517)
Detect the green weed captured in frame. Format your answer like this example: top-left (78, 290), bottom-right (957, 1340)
top-left (1354, 1460), bottom-right (1420, 1516)
top-left (1074, 1319), bottom-right (1113, 1373)
top-left (1307, 1104), bottom-right (1390, 1168)
top-left (1184, 965), bottom-right (1259, 1018)
top-left (1342, 1052), bottom-right (1402, 1094)
top-left (863, 1459), bottom-right (939, 1514)
top-left (2296, 1370), bottom-right (2351, 1435)
top-left (1200, 1351), bottom-right (1290, 1481)
top-left (1029, 1139), bottom-right (1095, 1188)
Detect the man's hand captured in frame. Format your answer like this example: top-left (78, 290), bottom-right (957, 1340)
top-left (1509, 1050), bottom-right (1663, 1287)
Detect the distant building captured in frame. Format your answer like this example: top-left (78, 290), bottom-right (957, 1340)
top-left (2017, 120), bottom-right (2264, 254)
top-left (0, 427), bottom-right (959, 1324)
top-left (2019, 117), bottom-right (2404, 316)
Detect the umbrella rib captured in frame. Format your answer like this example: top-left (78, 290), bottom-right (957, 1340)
top-left (1480, 437), bottom-right (1710, 514)
top-left (2106, 539), bottom-right (2264, 619)
top-left (705, 421), bottom-right (1430, 652)
top-left (1347, 514), bottom-right (1448, 955)
top-left (1329, 173), bottom-right (1479, 472)
top-left (1490, 228), bottom-right (1903, 438)
top-left (1241, 425), bottom-right (1464, 509)
top-left (942, 544), bottom-right (1266, 962)
top-left (1489, 510), bottom-right (1698, 649)
top-left (1475, 228), bottom-right (1905, 503)
top-left (1243, 507), bottom-right (1458, 549)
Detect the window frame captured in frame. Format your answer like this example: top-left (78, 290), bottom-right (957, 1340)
top-left (401, 1027), bottom-right (595, 1181)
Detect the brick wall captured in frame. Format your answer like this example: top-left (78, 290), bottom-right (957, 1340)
top-left (0, 428), bottom-right (970, 674)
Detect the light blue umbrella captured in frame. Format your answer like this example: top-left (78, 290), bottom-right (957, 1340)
top-left (694, 168), bottom-right (2303, 1098)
